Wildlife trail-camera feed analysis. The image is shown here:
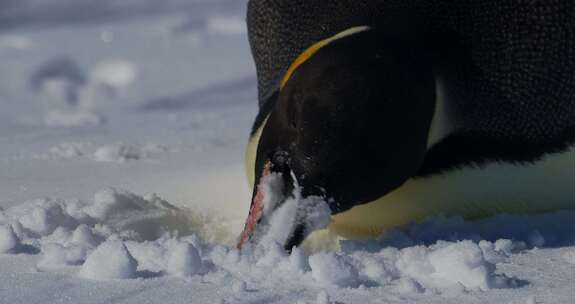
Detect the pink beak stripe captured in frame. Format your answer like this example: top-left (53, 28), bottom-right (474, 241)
top-left (238, 161), bottom-right (271, 249)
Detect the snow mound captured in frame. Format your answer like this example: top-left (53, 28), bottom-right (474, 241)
top-left (79, 241), bottom-right (138, 280)
top-left (44, 142), bottom-right (87, 159)
top-left (93, 143), bottom-right (168, 162)
top-left (35, 142), bottom-right (168, 161)
top-left (249, 171), bottom-right (332, 249)
top-left (44, 110), bottom-right (105, 127)
top-left (309, 252), bottom-right (359, 287)
top-left (3, 188), bottom-right (196, 244)
top-left (91, 59), bottom-right (138, 90)
top-left (29, 56), bottom-right (140, 128)
top-left (167, 242), bottom-right (202, 277)
top-left (316, 290), bottom-right (330, 304)
top-left (0, 225), bottom-right (19, 253)
top-left (0, 187), bottom-right (564, 296)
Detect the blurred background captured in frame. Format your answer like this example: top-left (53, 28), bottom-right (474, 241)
top-left (0, 0), bottom-right (255, 232)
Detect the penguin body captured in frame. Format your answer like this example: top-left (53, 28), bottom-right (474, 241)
top-left (240, 0), bottom-right (575, 248)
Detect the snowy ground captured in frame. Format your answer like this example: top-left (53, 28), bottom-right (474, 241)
top-left (1, 1), bottom-right (575, 303)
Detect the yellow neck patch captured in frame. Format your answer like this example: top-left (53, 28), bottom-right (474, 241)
top-left (280, 26), bottom-right (372, 89)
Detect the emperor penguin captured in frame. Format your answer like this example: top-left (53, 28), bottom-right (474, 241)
top-left (239, 0), bottom-right (575, 250)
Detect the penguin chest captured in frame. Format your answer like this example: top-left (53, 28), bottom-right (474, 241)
top-left (329, 147), bottom-right (575, 239)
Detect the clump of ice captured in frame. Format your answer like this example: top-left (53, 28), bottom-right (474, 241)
top-left (428, 241), bottom-right (492, 289)
top-left (289, 247), bottom-right (310, 272)
top-left (35, 142), bottom-right (88, 160)
top-left (231, 280), bottom-right (247, 293)
top-left (1, 188), bottom-right (198, 264)
top-left (30, 57), bottom-right (87, 106)
top-left (316, 290), bottom-right (330, 304)
top-left (396, 241), bottom-right (512, 291)
top-left (16, 199), bottom-right (78, 236)
top-left (254, 171), bottom-right (331, 250)
top-left (309, 252), bottom-right (359, 287)
top-left (93, 143), bottom-right (167, 162)
top-left (90, 59), bottom-right (138, 90)
top-left (562, 250), bottom-right (575, 264)
top-left (72, 224), bottom-right (98, 248)
top-left (39, 243), bottom-right (88, 268)
top-left (79, 241), bottom-right (138, 280)
top-left (167, 242), bottom-right (202, 277)
top-left (396, 277), bottom-right (424, 294)
top-left (44, 110), bottom-right (105, 127)
top-left (0, 225), bottom-right (19, 253)
top-left (35, 142), bottom-right (167, 162)
top-left (525, 295), bottom-right (537, 304)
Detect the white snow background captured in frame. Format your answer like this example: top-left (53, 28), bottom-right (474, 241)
top-left (1, 1), bottom-right (575, 303)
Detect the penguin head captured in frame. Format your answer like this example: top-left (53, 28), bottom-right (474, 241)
top-left (239, 29), bottom-right (436, 250)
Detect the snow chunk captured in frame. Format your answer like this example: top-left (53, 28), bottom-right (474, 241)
top-left (39, 243), bottom-right (88, 267)
top-left (309, 252), bottom-right (359, 287)
top-left (0, 225), bottom-right (19, 253)
top-left (79, 241), bottom-right (138, 280)
top-left (231, 280), bottom-right (247, 293)
top-left (397, 241), bottom-right (511, 291)
top-left (71, 225), bottom-right (98, 248)
top-left (255, 171), bottom-right (331, 249)
top-left (17, 199), bottom-right (77, 236)
top-left (428, 241), bottom-right (492, 290)
top-left (525, 295), bottom-right (537, 304)
top-left (91, 59), bottom-right (138, 89)
top-left (44, 110), bottom-right (105, 127)
top-left (167, 242), bottom-right (202, 277)
top-left (289, 247), bottom-right (310, 272)
top-left (396, 277), bottom-right (424, 294)
top-left (37, 142), bottom-right (88, 160)
top-left (93, 144), bottom-right (141, 162)
top-left (562, 250), bottom-right (575, 264)
top-left (316, 290), bottom-right (330, 304)
top-left (93, 143), bottom-right (167, 162)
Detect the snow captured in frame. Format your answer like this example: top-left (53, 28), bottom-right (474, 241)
top-left (309, 252), bottom-right (359, 287)
top-left (232, 279), bottom-right (247, 293)
top-left (0, 225), bottom-right (19, 253)
top-left (93, 143), bottom-right (167, 162)
top-left (79, 241), bottom-right (138, 280)
top-left (316, 290), bottom-right (330, 304)
top-left (167, 242), bottom-right (202, 277)
top-left (90, 59), bottom-right (138, 90)
top-left (251, 171), bottom-right (332, 248)
top-left (0, 0), bottom-right (575, 303)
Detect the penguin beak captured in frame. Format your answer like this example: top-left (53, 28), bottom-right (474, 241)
top-left (238, 152), bottom-right (328, 251)
top-left (237, 157), bottom-right (297, 250)
top-left (237, 160), bottom-right (275, 250)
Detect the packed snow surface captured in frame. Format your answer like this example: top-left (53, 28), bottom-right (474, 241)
top-left (1, 1), bottom-right (575, 304)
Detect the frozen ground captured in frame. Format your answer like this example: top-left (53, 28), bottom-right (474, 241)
top-left (1, 1), bottom-right (575, 303)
